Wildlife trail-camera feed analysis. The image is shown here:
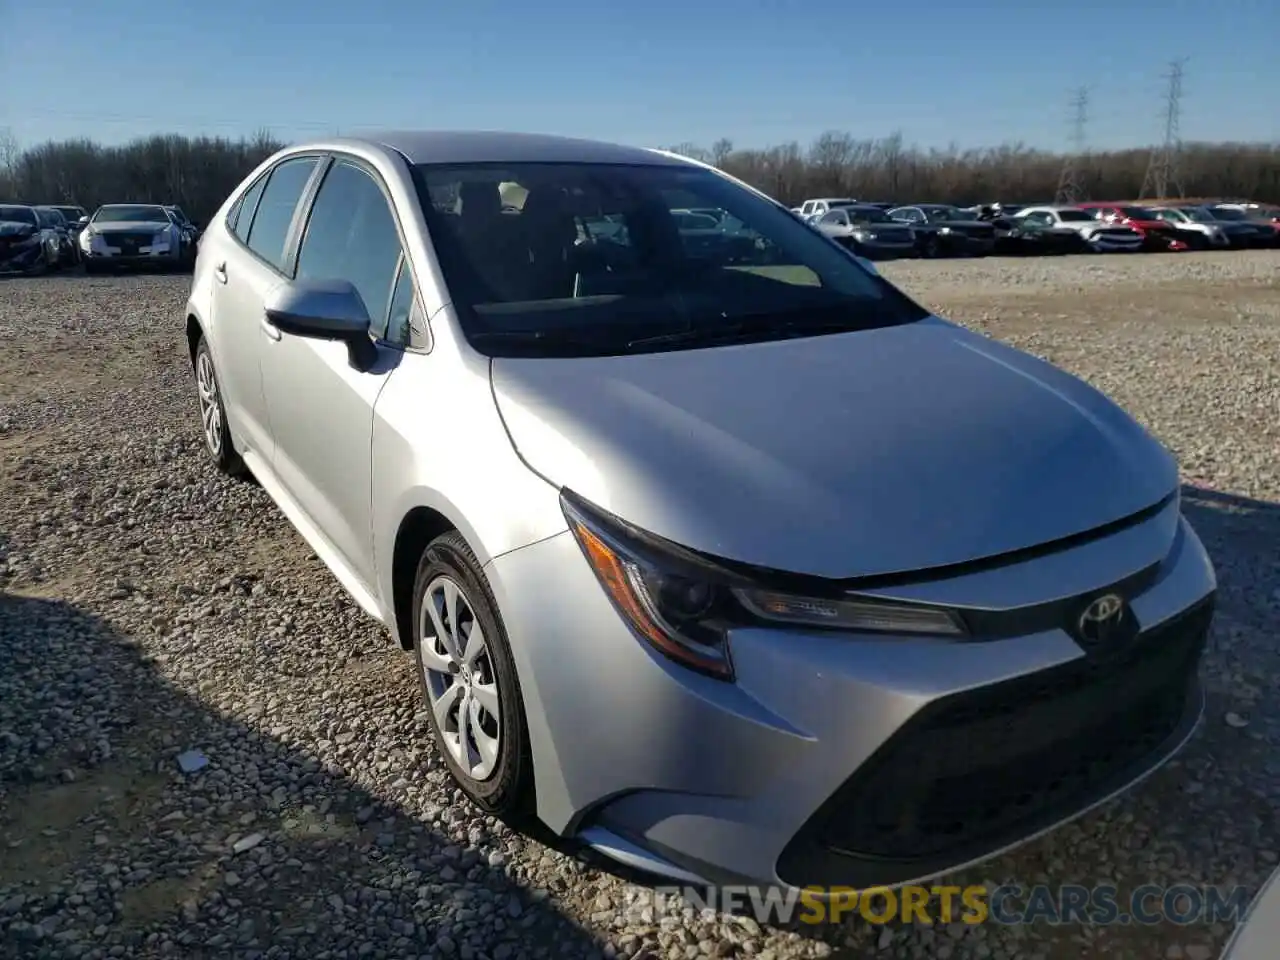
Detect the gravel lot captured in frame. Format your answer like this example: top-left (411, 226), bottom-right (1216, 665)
top-left (1, 251), bottom-right (1278, 960)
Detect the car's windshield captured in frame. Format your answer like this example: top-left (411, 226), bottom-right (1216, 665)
top-left (93, 205), bottom-right (170, 224)
top-left (39, 209), bottom-right (66, 225)
top-left (1207, 207), bottom-right (1247, 221)
top-left (1154, 209), bottom-right (1185, 221)
top-left (414, 161), bottom-right (926, 357)
top-left (1056, 209), bottom-right (1095, 222)
top-left (1120, 206), bottom-right (1159, 220)
top-left (847, 207), bottom-right (896, 224)
top-left (1180, 207), bottom-right (1214, 222)
top-left (53, 207), bottom-right (83, 220)
top-left (0, 205), bottom-right (37, 225)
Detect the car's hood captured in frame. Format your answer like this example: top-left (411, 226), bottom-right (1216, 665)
top-left (490, 317), bottom-right (1177, 579)
top-left (0, 221), bottom-right (36, 237)
top-left (936, 220), bottom-right (991, 230)
top-left (91, 221), bottom-right (170, 233)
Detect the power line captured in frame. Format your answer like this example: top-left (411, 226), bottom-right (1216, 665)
top-left (1140, 58), bottom-right (1188, 200)
top-left (1055, 87), bottom-right (1089, 204)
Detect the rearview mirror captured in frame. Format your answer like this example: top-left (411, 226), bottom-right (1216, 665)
top-left (264, 278), bottom-right (377, 371)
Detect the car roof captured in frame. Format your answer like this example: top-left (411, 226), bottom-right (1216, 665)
top-left (334, 130), bottom-right (689, 167)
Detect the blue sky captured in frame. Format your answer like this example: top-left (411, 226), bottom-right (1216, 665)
top-left (3, 0), bottom-right (1276, 154)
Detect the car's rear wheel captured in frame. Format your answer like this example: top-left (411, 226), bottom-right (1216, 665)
top-left (193, 337), bottom-right (246, 476)
top-left (412, 531), bottom-right (533, 818)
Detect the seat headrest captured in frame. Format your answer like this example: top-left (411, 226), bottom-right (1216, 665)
top-left (459, 181), bottom-right (501, 218)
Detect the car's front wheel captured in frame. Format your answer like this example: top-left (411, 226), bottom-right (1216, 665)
top-left (412, 531), bottom-right (533, 818)
top-left (193, 337), bottom-right (246, 476)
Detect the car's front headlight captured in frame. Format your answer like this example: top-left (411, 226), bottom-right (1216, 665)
top-left (562, 491), bottom-right (965, 680)
top-left (938, 226), bottom-right (953, 235)
top-left (79, 230), bottom-right (95, 251)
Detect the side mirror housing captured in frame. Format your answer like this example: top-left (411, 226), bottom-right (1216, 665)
top-left (264, 278), bottom-right (377, 371)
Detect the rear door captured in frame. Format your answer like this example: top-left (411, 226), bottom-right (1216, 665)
top-left (208, 155), bottom-right (322, 464)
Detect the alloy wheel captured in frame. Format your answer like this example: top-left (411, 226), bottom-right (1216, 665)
top-left (195, 350), bottom-right (222, 455)
top-left (419, 576), bottom-right (502, 781)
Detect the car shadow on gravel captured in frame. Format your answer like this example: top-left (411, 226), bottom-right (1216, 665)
top-left (0, 592), bottom-right (602, 959)
top-left (1181, 482), bottom-right (1279, 634)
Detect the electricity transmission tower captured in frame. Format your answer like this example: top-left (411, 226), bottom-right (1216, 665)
top-left (1140, 58), bottom-right (1188, 200)
top-left (1055, 87), bottom-right (1089, 204)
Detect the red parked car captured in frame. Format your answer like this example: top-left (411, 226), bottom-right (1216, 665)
top-left (1077, 202), bottom-right (1189, 252)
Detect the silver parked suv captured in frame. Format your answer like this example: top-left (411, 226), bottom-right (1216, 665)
top-left (185, 131), bottom-right (1216, 892)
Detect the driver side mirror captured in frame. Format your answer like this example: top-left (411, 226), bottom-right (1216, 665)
top-left (264, 278), bottom-right (378, 371)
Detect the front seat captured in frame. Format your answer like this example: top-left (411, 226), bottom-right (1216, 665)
top-left (454, 181), bottom-right (524, 303)
top-left (516, 187), bottom-right (579, 300)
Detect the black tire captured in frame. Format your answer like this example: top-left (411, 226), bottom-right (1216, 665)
top-left (920, 235), bottom-right (941, 258)
top-left (192, 336), bottom-right (247, 476)
top-left (411, 531), bottom-right (533, 819)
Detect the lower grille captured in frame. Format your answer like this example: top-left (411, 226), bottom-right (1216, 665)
top-left (105, 231), bottom-right (155, 248)
top-left (815, 599), bottom-right (1212, 861)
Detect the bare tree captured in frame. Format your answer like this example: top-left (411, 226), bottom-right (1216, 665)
top-left (2, 129), bottom-right (1277, 225)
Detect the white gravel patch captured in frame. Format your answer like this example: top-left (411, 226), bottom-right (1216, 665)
top-left (1, 252), bottom-right (1277, 959)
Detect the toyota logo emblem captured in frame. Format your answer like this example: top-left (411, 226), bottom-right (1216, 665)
top-left (1076, 593), bottom-right (1127, 645)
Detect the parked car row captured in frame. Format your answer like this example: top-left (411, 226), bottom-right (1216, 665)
top-left (0, 201), bottom-right (202, 275)
top-left (787, 196), bottom-right (1280, 260)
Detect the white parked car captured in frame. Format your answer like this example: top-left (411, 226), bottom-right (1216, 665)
top-left (796, 197), bottom-right (859, 222)
top-left (1014, 206), bottom-right (1144, 252)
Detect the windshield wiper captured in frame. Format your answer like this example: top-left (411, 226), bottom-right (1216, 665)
top-left (468, 328), bottom-right (624, 354)
top-left (625, 309), bottom-right (868, 349)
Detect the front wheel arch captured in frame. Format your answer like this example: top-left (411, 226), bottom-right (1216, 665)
top-left (391, 506), bottom-right (459, 650)
top-left (185, 314), bottom-right (204, 367)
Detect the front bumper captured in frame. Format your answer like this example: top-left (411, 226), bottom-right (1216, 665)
top-left (1090, 236), bottom-right (1144, 252)
top-left (0, 241), bottom-right (45, 273)
top-left (83, 248), bottom-right (181, 268)
top-left (487, 501), bottom-right (1216, 891)
top-left (938, 233), bottom-right (996, 255)
top-left (858, 239), bottom-right (918, 260)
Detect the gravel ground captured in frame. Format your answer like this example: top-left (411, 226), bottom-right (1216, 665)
top-left (1, 251), bottom-right (1277, 960)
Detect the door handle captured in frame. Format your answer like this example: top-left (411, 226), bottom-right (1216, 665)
top-left (213, 261), bottom-right (227, 284)
top-left (260, 316), bottom-right (281, 341)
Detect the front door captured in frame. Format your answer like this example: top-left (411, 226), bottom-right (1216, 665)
top-left (258, 157), bottom-right (410, 590)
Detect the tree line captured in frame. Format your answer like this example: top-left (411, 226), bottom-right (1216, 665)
top-left (2, 128), bottom-right (1278, 226)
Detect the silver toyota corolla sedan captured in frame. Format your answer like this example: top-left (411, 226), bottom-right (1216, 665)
top-left (184, 131), bottom-right (1217, 892)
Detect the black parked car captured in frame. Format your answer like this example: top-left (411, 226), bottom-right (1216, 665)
top-left (0, 204), bottom-right (64, 273)
top-left (164, 205), bottom-right (201, 265)
top-left (885, 203), bottom-right (997, 257)
top-left (47, 204), bottom-right (89, 234)
top-left (36, 207), bottom-right (80, 265)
